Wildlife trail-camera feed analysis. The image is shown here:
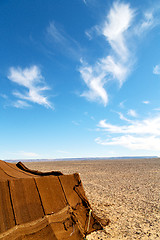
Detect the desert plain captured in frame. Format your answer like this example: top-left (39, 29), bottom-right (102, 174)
top-left (25, 158), bottom-right (160, 240)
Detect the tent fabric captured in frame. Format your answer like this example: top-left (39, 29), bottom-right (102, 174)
top-left (0, 160), bottom-right (109, 240)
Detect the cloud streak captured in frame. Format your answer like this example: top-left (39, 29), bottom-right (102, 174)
top-left (102, 2), bottom-right (134, 61)
top-left (134, 6), bottom-right (159, 36)
top-left (127, 109), bottom-right (137, 117)
top-left (95, 135), bottom-right (160, 151)
top-left (13, 100), bottom-right (31, 109)
top-left (8, 65), bottom-right (53, 109)
top-left (79, 1), bottom-right (158, 106)
top-left (79, 63), bottom-right (108, 105)
top-left (79, 2), bottom-right (135, 106)
top-left (46, 21), bottom-right (82, 60)
top-left (96, 113), bottom-right (160, 151)
top-left (135, 11), bottom-right (154, 35)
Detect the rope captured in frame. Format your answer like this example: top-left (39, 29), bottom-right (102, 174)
top-left (87, 209), bottom-right (92, 232)
top-left (84, 209), bottom-right (92, 239)
top-left (70, 224), bottom-right (75, 236)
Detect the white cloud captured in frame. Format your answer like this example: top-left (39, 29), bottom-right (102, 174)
top-left (79, 2), bottom-right (159, 106)
top-left (79, 2), bottom-right (135, 105)
top-left (142, 100), bottom-right (150, 104)
top-left (79, 63), bottom-right (108, 105)
top-left (127, 109), bottom-right (137, 117)
top-left (142, 12), bottom-right (154, 28)
top-left (8, 65), bottom-right (53, 109)
top-left (154, 108), bottom-right (160, 111)
top-left (102, 2), bottom-right (134, 61)
top-left (13, 100), bottom-right (31, 109)
top-left (153, 64), bottom-right (160, 74)
top-left (95, 135), bottom-right (160, 151)
top-left (118, 112), bottom-right (131, 122)
top-left (96, 114), bottom-right (160, 151)
top-left (100, 56), bottom-right (129, 87)
top-left (98, 115), bottom-right (160, 135)
top-left (135, 11), bottom-right (155, 35)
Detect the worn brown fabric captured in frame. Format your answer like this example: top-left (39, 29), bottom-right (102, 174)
top-left (0, 160), bottom-right (109, 239)
top-left (35, 176), bottom-right (67, 214)
top-left (0, 181), bottom-right (15, 233)
top-left (16, 162), bottom-right (63, 176)
top-left (9, 178), bottom-right (44, 225)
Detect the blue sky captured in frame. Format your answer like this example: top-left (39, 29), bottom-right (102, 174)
top-left (1, 0), bottom-right (160, 160)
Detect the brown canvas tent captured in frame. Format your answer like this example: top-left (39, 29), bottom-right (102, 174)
top-left (0, 160), bottom-right (109, 240)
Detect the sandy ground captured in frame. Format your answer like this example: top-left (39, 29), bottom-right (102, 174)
top-left (25, 158), bottom-right (160, 240)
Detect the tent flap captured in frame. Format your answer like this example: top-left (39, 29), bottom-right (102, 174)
top-left (0, 160), bottom-right (109, 240)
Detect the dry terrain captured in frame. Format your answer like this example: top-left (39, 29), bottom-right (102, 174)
top-left (25, 158), bottom-right (160, 239)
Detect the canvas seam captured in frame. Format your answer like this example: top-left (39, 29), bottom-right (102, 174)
top-left (33, 178), bottom-right (46, 216)
top-left (57, 176), bottom-right (69, 206)
top-left (7, 180), bottom-right (17, 225)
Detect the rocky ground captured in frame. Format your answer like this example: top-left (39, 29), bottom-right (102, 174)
top-left (25, 158), bottom-right (160, 239)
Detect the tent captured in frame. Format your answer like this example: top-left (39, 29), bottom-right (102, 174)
top-left (0, 160), bottom-right (109, 239)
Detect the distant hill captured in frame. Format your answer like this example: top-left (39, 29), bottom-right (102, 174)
top-left (5, 156), bottom-right (158, 163)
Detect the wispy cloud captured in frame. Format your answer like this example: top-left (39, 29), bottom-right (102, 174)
top-left (13, 100), bottom-right (31, 109)
top-left (118, 112), bottom-right (131, 122)
top-left (95, 135), bottom-right (160, 151)
top-left (6, 151), bottom-right (40, 159)
top-left (102, 2), bottom-right (134, 62)
top-left (85, 30), bottom-right (93, 40)
top-left (142, 100), bottom-right (150, 104)
top-left (8, 65), bottom-right (53, 109)
top-left (79, 62), bottom-right (109, 105)
top-left (79, 2), bottom-right (135, 106)
top-left (19, 151), bottom-right (40, 158)
top-left (85, 25), bottom-right (99, 40)
top-left (154, 108), bottom-right (160, 111)
top-left (153, 64), bottom-right (160, 74)
top-left (79, 1), bottom-right (159, 106)
top-left (47, 22), bottom-right (66, 45)
top-left (98, 115), bottom-right (160, 135)
top-left (127, 109), bottom-right (137, 117)
top-left (135, 11), bottom-right (155, 35)
top-left (46, 21), bottom-right (82, 60)
top-left (119, 100), bottom-right (126, 108)
top-left (96, 113), bottom-right (160, 151)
